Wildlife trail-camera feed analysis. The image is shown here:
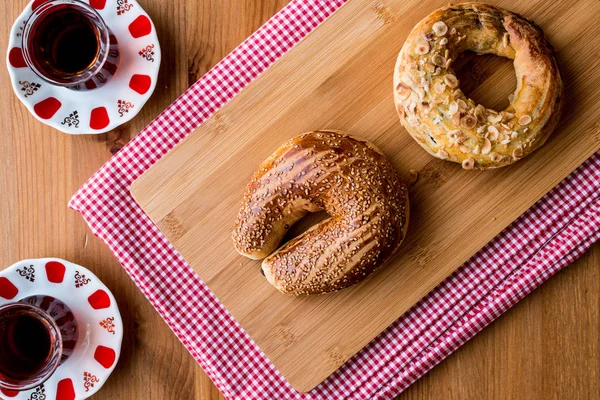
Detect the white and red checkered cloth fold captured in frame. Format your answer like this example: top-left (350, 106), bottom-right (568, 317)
top-left (69, 1), bottom-right (600, 398)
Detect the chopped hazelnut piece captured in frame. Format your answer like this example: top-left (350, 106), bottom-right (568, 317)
top-left (443, 74), bottom-right (458, 88)
top-left (432, 53), bottom-right (446, 67)
top-left (481, 138), bottom-right (492, 154)
top-left (518, 115), bottom-right (532, 126)
top-left (489, 152), bottom-right (503, 162)
top-left (433, 21), bottom-right (448, 36)
top-left (461, 115), bottom-right (477, 129)
top-left (434, 82), bottom-right (446, 93)
top-left (452, 112), bottom-right (461, 125)
top-left (462, 158), bottom-right (475, 169)
top-left (395, 83), bottom-right (412, 100)
top-left (415, 40), bottom-right (430, 55)
top-left (513, 145), bottom-right (524, 158)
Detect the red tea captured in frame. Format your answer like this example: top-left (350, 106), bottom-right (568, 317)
top-left (0, 306), bottom-right (55, 382)
top-left (26, 6), bottom-right (102, 80)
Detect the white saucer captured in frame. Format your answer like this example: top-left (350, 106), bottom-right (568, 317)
top-left (6, 0), bottom-right (161, 134)
top-left (0, 258), bottom-right (123, 400)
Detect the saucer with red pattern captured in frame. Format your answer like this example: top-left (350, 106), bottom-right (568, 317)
top-left (6, 0), bottom-right (161, 134)
top-left (0, 258), bottom-right (123, 400)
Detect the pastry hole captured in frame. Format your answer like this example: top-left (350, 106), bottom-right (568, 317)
top-left (453, 51), bottom-right (517, 111)
top-left (280, 210), bottom-right (330, 246)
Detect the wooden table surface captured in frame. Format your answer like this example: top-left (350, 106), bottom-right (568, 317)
top-left (0, 1), bottom-right (597, 399)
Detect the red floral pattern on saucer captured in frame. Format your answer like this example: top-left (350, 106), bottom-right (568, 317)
top-left (0, 259), bottom-right (123, 400)
top-left (6, 0), bottom-right (161, 134)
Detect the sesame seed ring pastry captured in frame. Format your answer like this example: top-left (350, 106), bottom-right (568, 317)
top-left (394, 3), bottom-right (563, 169)
top-left (232, 130), bottom-right (409, 295)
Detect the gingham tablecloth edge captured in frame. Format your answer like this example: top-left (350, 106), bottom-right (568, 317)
top-left (70, 151), bottom-right (600, 400)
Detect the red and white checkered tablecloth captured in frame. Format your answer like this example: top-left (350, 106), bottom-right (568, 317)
top-left (69, 0), bottom-right (600, 398)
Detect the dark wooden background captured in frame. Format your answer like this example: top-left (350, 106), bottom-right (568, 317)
top-left (0, 1), bottom-right (597, 398)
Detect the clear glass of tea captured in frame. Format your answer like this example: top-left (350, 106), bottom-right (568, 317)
top-left (21, 0), bottom-right (111, 87)
top-left (0, 302), bottom-right (63, 391)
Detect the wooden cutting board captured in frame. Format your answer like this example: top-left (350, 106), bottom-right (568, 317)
top-left (131, 0), bottom-right (600, 392)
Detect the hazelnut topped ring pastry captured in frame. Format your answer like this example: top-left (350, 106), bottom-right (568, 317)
top-left (233, 130), bottom-right (409, 295)
top-left (394, 3), bottom-right (562, 169)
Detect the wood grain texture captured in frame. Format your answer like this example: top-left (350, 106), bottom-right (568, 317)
top-left (0, 0), bottom-right (596, 399)
top-left (131, 0), bottom-right (599, 392)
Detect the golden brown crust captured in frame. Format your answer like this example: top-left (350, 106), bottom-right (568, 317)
top-left (232, 130), bottom-right (409, 295)
top-left (394, 3), bottom-right (563, 169)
